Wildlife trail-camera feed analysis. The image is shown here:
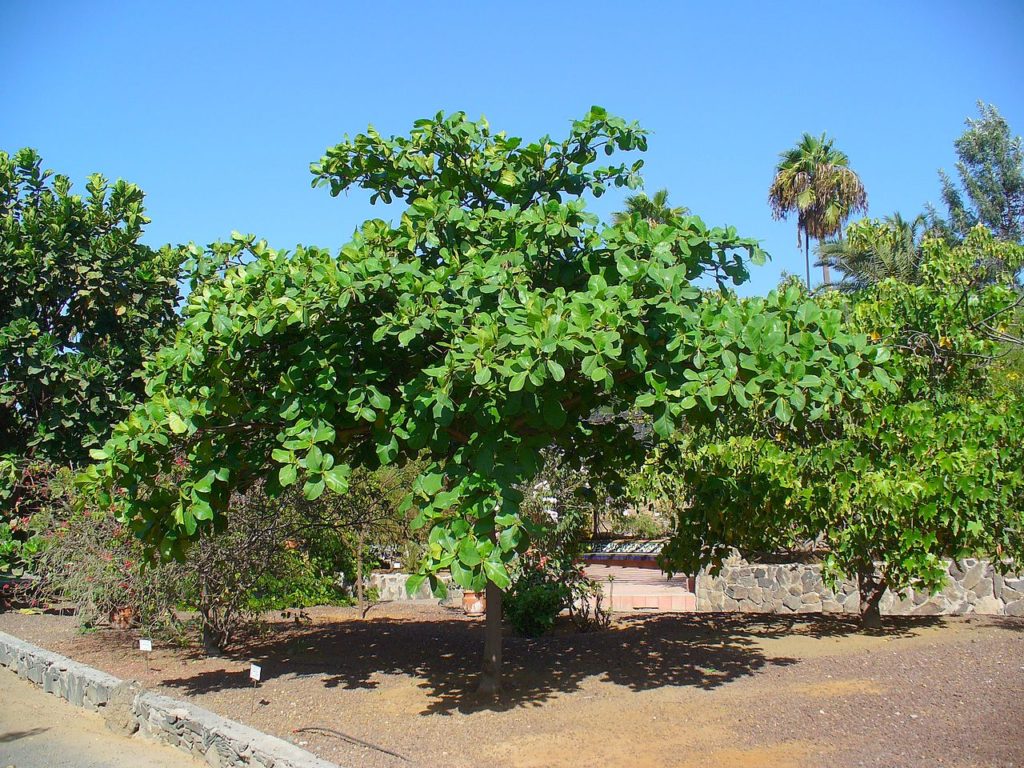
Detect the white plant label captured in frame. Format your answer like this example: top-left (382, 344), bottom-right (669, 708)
top-left (139, 639), bottom-right (152, 652)
top-left (249, 664), bottom-right (262, 682)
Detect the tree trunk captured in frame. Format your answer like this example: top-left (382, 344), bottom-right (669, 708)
top-left (821, 239), bottom-right (831, 288)
top-left (477, 579), bottom-right (503, 697)
top-left (858, 569), bottom-right (886, 629)
top-left (356, 528), bottom-right (366, 616)
top-left (804, 232), bottom-right (811, 289)
top-left (201, 619), bottom-right (221, 656)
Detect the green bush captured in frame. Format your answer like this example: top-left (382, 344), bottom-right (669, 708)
top-left (248, 550), bottom-right (352, 611)
top-left (504, 573), bottom-right (568, 637)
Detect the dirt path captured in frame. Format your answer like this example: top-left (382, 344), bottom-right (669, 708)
top-left (0, 667), bottom-right (202, 768)
top-left (1, 606), bottom-right (1021, 768)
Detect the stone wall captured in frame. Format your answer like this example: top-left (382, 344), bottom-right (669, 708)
top-left (696, 558), bottom-right (1024, 616)
top-left (369, 571), bottom-right (460, 603)
top-left (0, 631), bottom-right (339, 768)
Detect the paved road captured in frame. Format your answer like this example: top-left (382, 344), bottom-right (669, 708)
top-left (0, 669), bottom-right (200, 768)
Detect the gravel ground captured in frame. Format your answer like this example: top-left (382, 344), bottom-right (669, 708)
top-left (1, 605), bottom-right (1020, 768)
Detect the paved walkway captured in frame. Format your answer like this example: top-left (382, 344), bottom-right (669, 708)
top-left (0, 669), bottom-right (200, 768)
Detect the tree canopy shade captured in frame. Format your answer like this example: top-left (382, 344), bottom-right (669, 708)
top-left (769, 133), bottom-right (868, 288)
top-left (83, 109), bottom-right (890, 689)
top-left (935, 102), bottom-right (1024, 243)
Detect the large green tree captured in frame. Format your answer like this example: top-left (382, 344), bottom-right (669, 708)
top-left (933, 102), bottom-right (1024, 243)
top-left (654, 228), bottom-right (1024, 627)
top-left (84, 109), bottom-right (886, 693)
top-left (769, 133), bottom-right (868, 288)
top-left (0, 149), bottom-right (181, 574)
top-left (0, 149), bottom-right (181, 463)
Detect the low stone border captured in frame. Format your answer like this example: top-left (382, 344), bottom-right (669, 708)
top-left (0, 630), bottom-right (340, 768)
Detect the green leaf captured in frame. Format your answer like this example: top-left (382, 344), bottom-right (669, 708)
top-left (324, 466), bottom-right (349, 494)
top-left (498, 526), bottom-right (519, 552)
top-left (167, 412), bottom-right (188, 434)
top-left (482, 559), bottom-right (511, 590)
top-left (279, 464), bottom-right (297, 487)
top-left (417, 472), bottom-right (444, 497)
top-left (774, 397), bottom-right (793, 423)
top-left (304, 445), bottom-right (324, 472)
top-left (405, 573), bottom-right (426, 596)
top-left (546, 360), bottom-right (565, 382)
top-left (303, 477), bottom-right (326, 500)
top-left (458, 537), bottom-right (482, 567)
top-left (542, 399), bottom-right (566, 428)
top-left (369, 390), bottom-right (391, 410)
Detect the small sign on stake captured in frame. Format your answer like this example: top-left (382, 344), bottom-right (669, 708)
top-left (249, 663), bottom-right (262, 715)
top-left (139, 638), bottom-right (153, 652)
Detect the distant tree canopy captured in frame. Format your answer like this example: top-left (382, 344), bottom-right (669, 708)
top-left (612, 189), bottom-right (688, 227)
top-left (769, 132), bottom-right (867, 288)
top-left (816, 213), bottom-right (928, 291)
top-left (934, 102), bottom-right (1024, 244)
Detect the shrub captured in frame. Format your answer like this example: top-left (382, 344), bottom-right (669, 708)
top-left (0, 458), bottom-right (52, 578)
top-left (505, 571), bottom-right (568, 637)
top-left (36, 474), bottom-right (355, 651)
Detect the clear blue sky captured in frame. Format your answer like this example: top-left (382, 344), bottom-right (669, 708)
top-left (5, 1), bottom-right (1023, 295)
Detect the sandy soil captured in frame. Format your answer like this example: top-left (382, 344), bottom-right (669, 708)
top-left (1, 604), bottom-right (1021, 768)
top-left (0, 666), bottom-right (202, 767)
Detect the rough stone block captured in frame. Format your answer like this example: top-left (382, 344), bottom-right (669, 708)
top-left (800, 570), bottom-right (821, 592)
top-left (726, 585), bottom-right (748, 600)
top-left (973, 596), bottom-right (1003, 614)
top-left (1004, 599), bottom-right (1024, 617)
top-left (962, 562), bottom-right (986, 591)
top-left (969, 578), bottom-right (993, 600)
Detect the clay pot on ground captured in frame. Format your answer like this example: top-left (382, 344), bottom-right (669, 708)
top-left (462, 590), bottom-right (486, 617)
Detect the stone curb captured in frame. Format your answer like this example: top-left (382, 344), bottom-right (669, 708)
top-left (0, 630), bottom-right (341, 768)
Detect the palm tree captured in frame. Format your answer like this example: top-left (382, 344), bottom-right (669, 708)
top-left (769, 133), bottom-right (868, 288)
top-left (613, 188), bottom-right (688, 226)
top-left (816, 213), bottom-right (928, 291)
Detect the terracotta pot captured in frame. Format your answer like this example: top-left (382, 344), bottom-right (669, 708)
top-left (462, 590), bottom-right (486, 617)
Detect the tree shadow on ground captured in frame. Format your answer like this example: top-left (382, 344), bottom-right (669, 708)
top-left (159, 610), bottom-right (948, 714)
top-left (0, 727), bottom-right (49, 742)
